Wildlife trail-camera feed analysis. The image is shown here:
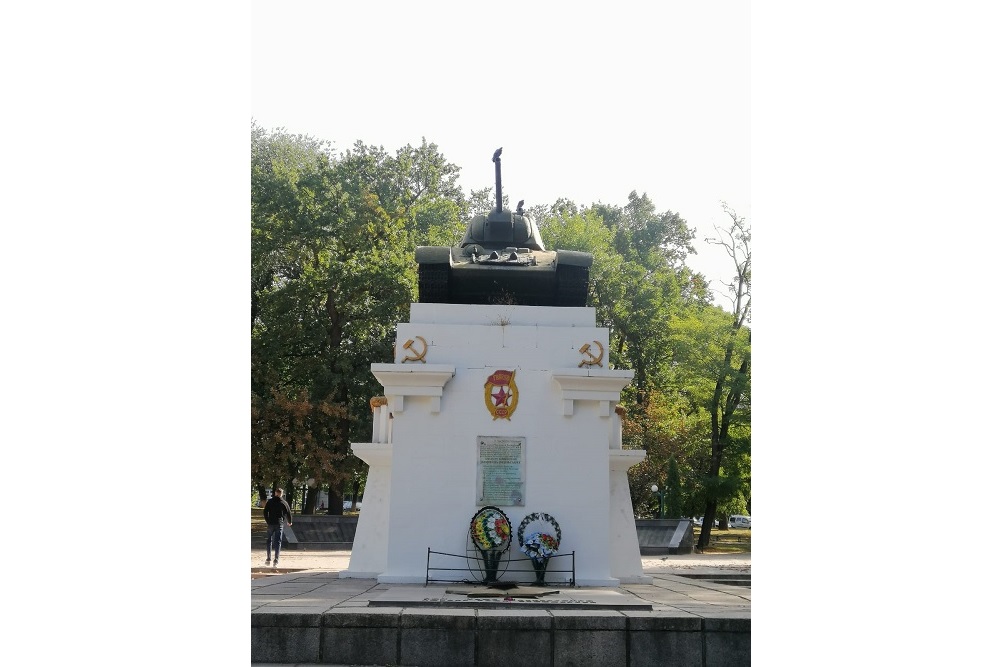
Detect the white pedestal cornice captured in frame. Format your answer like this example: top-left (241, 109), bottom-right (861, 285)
top-left (351, 442), bottom-right (394, 467)
top-left (609, 449), bottom-right (647, 471)
top-left (551, 368), bottom-right (635, 417)
top-left (370, 363), bottom-right (456, 414)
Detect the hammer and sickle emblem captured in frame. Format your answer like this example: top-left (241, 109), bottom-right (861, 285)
top-left (578, 340), bottom-right (605, 367)
top-left (401, 336), bottom-right (428, 363)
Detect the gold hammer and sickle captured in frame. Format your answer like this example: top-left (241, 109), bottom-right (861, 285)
top-left (578, 340), bottom-right (604, 367)
top-left (401, 336), bottom-right (428, 363)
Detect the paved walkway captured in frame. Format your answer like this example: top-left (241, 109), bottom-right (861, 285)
top-left (250, 547), bottom-right (750, 614)
top-left (250, 547), bottom-right (750, 577)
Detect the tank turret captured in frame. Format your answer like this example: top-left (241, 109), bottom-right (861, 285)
top-left (415, 148), bottom-right (592, 306)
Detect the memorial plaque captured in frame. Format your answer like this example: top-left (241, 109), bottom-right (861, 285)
top-left (476, 436), bottom-right (525, 506)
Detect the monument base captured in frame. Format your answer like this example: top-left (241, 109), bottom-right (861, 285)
top-left (367, 584), bottom-right (652, 611)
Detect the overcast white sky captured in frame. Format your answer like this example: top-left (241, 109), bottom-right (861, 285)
top-left (252, 1), bottom-right (750, 305)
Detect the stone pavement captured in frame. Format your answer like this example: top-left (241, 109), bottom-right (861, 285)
top-left (251, 547), bottom-right (750, 577)
top-left (251, 547), bottom-right (750, 666)
top-left (251, 547), bottom-right (750, 615)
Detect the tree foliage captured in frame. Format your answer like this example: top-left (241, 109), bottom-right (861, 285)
top-left (250, 124), bottom-right (750, 528)
top-left (251, 124), bottom-right (465, 512)
top-left (534, 196), bottom-right (750, 532)
top-left (687, 204), bottom-right (751, 544)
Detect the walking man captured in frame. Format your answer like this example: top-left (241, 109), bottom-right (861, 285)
top-left (263, 487), bottom-right (293, 568)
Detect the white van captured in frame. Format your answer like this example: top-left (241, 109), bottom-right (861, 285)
top-left (729, 515), bottom-right (751, 529)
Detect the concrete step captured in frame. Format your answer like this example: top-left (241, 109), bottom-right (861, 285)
top-left (677, 572), bottom-right (751, 587)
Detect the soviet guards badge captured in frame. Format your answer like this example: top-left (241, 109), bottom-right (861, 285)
top-left (484, 369), bottom-right (519, 420)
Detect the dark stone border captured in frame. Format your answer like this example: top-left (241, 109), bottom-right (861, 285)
top-left (251, 610), bottom-right (750, 666)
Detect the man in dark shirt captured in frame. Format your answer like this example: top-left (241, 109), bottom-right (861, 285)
top-left (263, 487), bottom-right (293, 568)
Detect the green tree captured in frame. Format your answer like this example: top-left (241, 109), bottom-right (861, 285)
top-left (252, 125), bottom-right (468, 513)
top-left (251, 122), bottom-right (345, 507)
top-left (320, 137), bottom-right (467, 249)
top-left (585, 193), bottom-right (702, 410)
top-left (684, 203), bottom-right (750, 546)
top-left (622, 389), bottom-right (713, 518)
top-left (468, 186), bottom-right (508, 218)
top-left (252, 125), bottom-right (414, 513)
top-left (536, 196), bottom-right (739, 527)
top-left (665, 455), bottom-right (682, 519)
top-left (593, 191), bottom-right (697, 271)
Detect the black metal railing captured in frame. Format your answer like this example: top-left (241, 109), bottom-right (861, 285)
top-left (425, 547), bottom-right (576, 587)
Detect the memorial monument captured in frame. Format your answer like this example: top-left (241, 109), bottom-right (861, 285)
top-left (343, 149), bottom-right (649, 586)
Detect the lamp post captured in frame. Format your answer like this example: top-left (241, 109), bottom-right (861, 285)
top-left (650, 483), bottom-right (666, 520)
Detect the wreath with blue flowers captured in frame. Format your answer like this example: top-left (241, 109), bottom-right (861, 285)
top-left (516, 512), bottom-right (561, 562)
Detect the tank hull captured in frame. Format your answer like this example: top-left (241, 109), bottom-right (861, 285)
top-left (416, 247), bottom-right (590, 307)
top-left (413, 150), bottom-right (593, 307)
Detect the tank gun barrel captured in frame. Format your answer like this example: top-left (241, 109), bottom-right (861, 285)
top-left (492, 147), bottom-right (503, 211)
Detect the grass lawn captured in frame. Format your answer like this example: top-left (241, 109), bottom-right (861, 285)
top-left (696, 526), bottom-right (751, 554)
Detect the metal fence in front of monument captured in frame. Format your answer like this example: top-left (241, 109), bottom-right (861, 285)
top-left (424, 547), bottom-right (577, 587)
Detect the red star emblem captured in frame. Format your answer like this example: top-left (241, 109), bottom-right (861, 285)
top-left (484, 369), bottom-right (517, 420)
top-left (492, 387), bottom-right (509, 406)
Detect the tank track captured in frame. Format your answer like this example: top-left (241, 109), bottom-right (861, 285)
top-left (555, 265), bottom-right (589, 307)
top-left (418, 264), bottom-right (450, 303)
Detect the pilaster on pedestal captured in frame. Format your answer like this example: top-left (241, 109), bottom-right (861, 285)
top-left (343, 442), bottom-right (393, 579)
top-left (609, 449), bottom-right (651, 583)
top-left (370, 363), bottom-right (456, 414)
top-left (551, 368), bottom-right (635, 417)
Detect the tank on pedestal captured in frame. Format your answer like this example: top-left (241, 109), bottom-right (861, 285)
top-left (415, 147), bottom-right (593, 307)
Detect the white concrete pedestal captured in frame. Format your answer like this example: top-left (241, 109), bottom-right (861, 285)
top-left (343, 304), bottom-right (647, 586)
